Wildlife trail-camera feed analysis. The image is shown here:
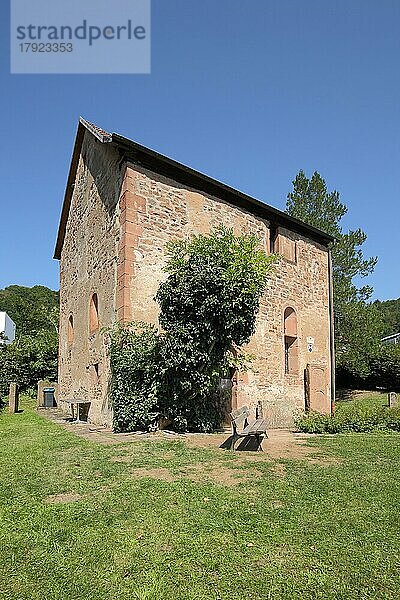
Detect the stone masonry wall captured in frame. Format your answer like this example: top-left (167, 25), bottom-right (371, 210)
top-left (59, 136), bottom-right (331, 429)
top-left (121, 164), bottom-right (332, 427)
top-left (58, 132), bottom-right (124, 426)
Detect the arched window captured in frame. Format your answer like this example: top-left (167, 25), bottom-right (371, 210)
top-left (284, 307), bottom-right (298, 375)
top-left (89, 293), bottom-right (99, 334)
top-left (68, 314), bottom-right (74, 344)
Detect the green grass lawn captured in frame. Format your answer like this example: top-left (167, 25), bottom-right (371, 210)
top-left (1, 397), bottom-right (400, 600)
top-left (335, 390), bottom-right (390, 414)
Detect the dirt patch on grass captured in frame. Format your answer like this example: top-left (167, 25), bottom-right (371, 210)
top-left (111, 450), bottom-right (176, 464)
top-left (44, 492), bottom-right (82, 504)
top-left (185, 429), bottom-right (324, 461)
top-left (255, 545), bottom-right (297, 567)
top-left (131, 467), bottom-right (178, 482)
top-left (128, 463), bottom-right (264, 487)
top-left (306, 455), bottom-right (342, 466)
top-left (181, 463), bottom-right (263, 487)
top-left (110, 455), bottom-right (133, 463)
top-left (40, 409), bottom-right (340, 466)
top-left (272, 463), bottom-right (287, 478)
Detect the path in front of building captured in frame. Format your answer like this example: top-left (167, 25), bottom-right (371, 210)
top-left (38, 407), bottom-right (333, 464)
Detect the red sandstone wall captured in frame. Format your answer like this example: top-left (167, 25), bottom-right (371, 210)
top-left (58, 132), bottom-right (123, 426)
top-left (59, 135), bottom-right (331, 429)
top-left (119, 165), bottom-right (332, 427)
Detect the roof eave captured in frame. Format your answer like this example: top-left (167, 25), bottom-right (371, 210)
top-left (54, 119), bottom-right (334, 261)
top-left (112, 132), bottom-right (334, 246)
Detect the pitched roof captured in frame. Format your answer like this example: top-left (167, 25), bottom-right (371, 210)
top-left (79, 118), bottom-right (112, 143)
top-left (54, 117), bottom-right (334, 259)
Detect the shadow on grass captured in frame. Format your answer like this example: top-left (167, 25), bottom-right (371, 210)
top-left (219, 435), bottom-right (263, 452)
top-left (336, 389), bottom-right (353, 402)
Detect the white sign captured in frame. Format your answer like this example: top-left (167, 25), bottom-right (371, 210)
top-left (0, 312), bottom-right (16, 345)
top-left (306, 336), bottom-right (315, 353)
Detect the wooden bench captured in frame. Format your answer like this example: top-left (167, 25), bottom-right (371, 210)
top-left (229, 405), bottom-right (268, 451)
top-left (63, 399), bottom-right (91, 423)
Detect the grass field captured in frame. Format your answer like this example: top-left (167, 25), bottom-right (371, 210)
top-left (1, 395), bottom-right (400, 600)
top-left (335, 390), bottom-right (391, 413)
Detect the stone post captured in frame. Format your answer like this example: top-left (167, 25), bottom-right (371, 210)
top-left (256, 400), bottom-right (264, 419)
top-left (53, 383), bottom-right (59, 406)
top-left (9, 382), bottom-right (19, 414)
top-left (388, 392), bottom-right (397, 408)
top-left (37, 380), bottom-right (47, 408)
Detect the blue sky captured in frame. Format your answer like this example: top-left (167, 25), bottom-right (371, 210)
top-left (0, 0), bottom-right (399, 300)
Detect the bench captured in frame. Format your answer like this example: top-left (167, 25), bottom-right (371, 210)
top-left (229, 405), bottom-right (268, 451)
top-left (63, 399), bottom-right (91, 423)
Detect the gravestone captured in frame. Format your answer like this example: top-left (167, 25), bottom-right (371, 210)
top-left (256, 400), bottom-right (264, 419)
top-left (388, 392), bottom-right (397, 408)
top-left (37, 380), bottom-right (47, 407)
top-left (9, 382), bottom-right (19, 414)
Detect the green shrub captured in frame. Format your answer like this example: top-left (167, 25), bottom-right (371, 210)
top-left (296, 405), bottom-right (400, 434)
top-left (107, 322), bottom-right (162, 433)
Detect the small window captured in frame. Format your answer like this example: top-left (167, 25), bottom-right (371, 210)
top-left (284, 337), bottom-right (297, 374)
top-left (68, 315), bottom-right (74, 345)
top-left (89, 293), bottom-right (99, 334)
top-left (270, 224), bottom-right (278, 253)
top-left (284, 307), bottom-right (298, 375)
top-left (284, 339), bottom-right (291, 374)
top-left (280, 236), bottom-right (297, 262)
top-left (92, 363), bottom-right (100, 386)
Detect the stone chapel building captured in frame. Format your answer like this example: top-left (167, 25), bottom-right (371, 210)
top-left (54, 118), bottom-right (335, 428)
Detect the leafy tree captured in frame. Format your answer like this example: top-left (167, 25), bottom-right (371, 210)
top-left (367, 344), bottom-right (400, 390)
top-left (286, 171), bottom-right (376, 305)
top-left (335, 302), bottom-right (385, 383)
top-left (108, 227), bottom-right (276, 432)
top-left (373, 298), bottom-right (400, 336)
top-left (0, 285), bottom-right (59, 401)
top-left (0, 330), bottom-right (58, 399)
top-left (0, 285), bottom-right (59, 336)
top-left (155, 226), bottom-right (276, 431)
top-left (286, 170), bottom-right (380, 382)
